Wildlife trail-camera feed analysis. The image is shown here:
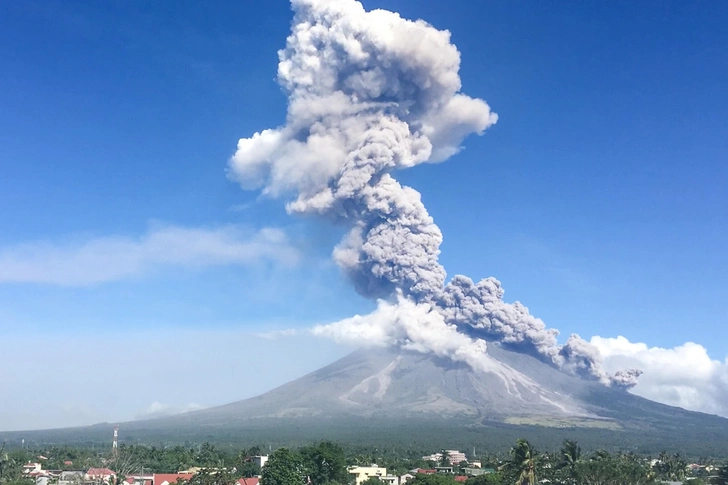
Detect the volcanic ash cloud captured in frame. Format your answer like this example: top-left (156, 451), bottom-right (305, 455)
top-left (229, 0), bottom-right (639, 388)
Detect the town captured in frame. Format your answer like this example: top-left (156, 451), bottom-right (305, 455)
top-left (2, 429), bottom-right (727, 485)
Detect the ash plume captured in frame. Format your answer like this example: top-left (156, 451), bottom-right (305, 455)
top-left (229, 0), bottom-right (640, 388)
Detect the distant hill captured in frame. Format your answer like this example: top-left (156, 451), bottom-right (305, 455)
top-left (3, 346), bottom-right (727, 455)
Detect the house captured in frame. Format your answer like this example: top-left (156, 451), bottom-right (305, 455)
top-left (64, 462), bottom-right (74, 467)
top-left (435, 467), bottom-right (453, 474)
top-left (124, 474), bottom-right (153, 485)
top-left (251, 456), bottom-right (269, 469)
top-left (454, 477), bottom-right (468, 483)
top-left (411, 469), bottom-right (436, 475)
top-left (23, 464), bottom-right (43, 475)
top-left (348, 465), bottom-right (388, 485)
top-left (59, 471), bottom-right (84, 485)
top-left (399, 473), bottom-right (415, 485)
top-left (85, 469), bottom-right (116, 484)
top-left (152, 474), bottom-right (193, 485)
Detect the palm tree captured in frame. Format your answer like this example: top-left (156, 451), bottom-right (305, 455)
top-left (556, 440), bottom-right (581, 484)
top-left (0, 444), bottom-right (11, 484)
top-left (669, 453), bottom-right (686, 481)
top-left (508, 439), bottom-right (538, 485)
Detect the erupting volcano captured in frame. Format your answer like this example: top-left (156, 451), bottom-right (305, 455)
top-left (228, 0), bottom-right (640, 388)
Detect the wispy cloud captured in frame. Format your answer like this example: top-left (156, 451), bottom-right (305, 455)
top-left (0, 223), bottom-right (299, 286)
top-left (254, 328), bottom-right (302, 340)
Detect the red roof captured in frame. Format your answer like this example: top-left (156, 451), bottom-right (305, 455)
top-left (64, 461), bottom-right (74, 466)
top-left (454, 477), bottom-right (468, 482)
top-left (416, 470), bottom-right (437, 475)
top-left (238, 478), bottom-right (260, 485)
top-left (153, 473), bottom-right (193, 485)
top-left (125, 478), bottom-right (152, 485)
top-left (87, 469), bottom-right (116, 477)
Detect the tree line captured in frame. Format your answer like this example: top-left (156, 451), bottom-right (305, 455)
top-left (3, 439), bottom-right (728, 485)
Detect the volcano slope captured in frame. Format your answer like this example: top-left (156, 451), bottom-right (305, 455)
top-left (167, 345), bottom-right (724, 430)
top-left (6, 344), bottom-right (726, 455)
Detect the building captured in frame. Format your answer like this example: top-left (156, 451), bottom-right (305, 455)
top-left (348, 465), bottom-right (388, 485)
top-left (124, 474), bottom-right (153, 485)
top-left (85, 469), bottom-right (116, 485)
top-left (59, 471), bottom-right (84, 485)
top-left (152, 474), bottom-right (193, 485)
top-left (465, 467), bottom-right (495, 477)
top-left (23, 464), bottom-right (43, 475)
top-left (399, 473), bottom-right (415, 485)
top-left (251, 456), bottom-right (269, 469)
top-left (411, 469), bottom-right (436, 475)
top-left (421, 451), bottom-right (468, 465)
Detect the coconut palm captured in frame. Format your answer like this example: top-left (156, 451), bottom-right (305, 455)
top-left (508, 439), bottom-right (538, 485)
top-left (556, 440), bottom-right (581, 483)
top-left (0, 444), bottom-right (11, 484)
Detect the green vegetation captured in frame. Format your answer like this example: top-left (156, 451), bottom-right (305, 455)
top-left (0, 444), bottom-right (35, 485)
top-left (3, 438), bottom-right (728, 485)
top-left (504, 439), bottom-right (537, 485)
top-left (261, 448), bottom-right (306, 485)
top-left (5, 414), bottom-right (727, 458)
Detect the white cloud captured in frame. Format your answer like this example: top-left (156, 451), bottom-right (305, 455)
top-left (592, 336), bottom-right (728, 417)
top-left (136, 401), bottom-right (203, 419)
top-left (0, 223), bottom-right (299, 286)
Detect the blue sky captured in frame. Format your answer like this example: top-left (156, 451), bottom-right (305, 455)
top-left (1, 0), bottom-right (727, 430)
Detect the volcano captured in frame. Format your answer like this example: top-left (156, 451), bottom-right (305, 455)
top-left (3, 345), bottom-right (727, 453)
top-left (152, 345), bottom-right (727, 438)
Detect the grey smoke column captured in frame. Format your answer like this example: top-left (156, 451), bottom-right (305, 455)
top-left (229, 0), bottom-right (639, 388)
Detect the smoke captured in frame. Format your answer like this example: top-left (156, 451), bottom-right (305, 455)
top-left (311, 294), bottom-right (494, 373)
top-left (229, 0), bottom-right (640, 388)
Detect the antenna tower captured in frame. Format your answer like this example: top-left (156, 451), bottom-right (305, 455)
top-left (113, 425), bottom-right (119, 455)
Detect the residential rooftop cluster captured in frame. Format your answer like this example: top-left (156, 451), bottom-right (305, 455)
top-left (20, 459), bottom-right (266, 485)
